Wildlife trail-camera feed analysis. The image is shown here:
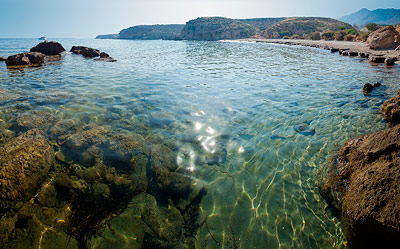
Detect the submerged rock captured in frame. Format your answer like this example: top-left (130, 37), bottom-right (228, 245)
top-left (319, 125), bottom-right (400, 248)
top-left (30, 41), bottom-right (66, 55)
top-left (5, 52), bottom-right (45, 66)
top-left (15, 110), bottom-right (58, 133)
top-left (367, 25), bottom-right (399, 50)
top-left (381, 91), bottom-right (400, 123)
top-left (70, 46), bottom-right (100, 58)
top-left (0, 129), bottom-right (54, 210)
top-left (94, 52), bottom-right (117, 62)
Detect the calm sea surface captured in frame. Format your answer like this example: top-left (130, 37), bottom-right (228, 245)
top-left (1, 39), bottom-right (399, 248)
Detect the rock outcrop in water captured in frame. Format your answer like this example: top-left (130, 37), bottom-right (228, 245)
top-left (5, 52), bottom-right (45, 66)
top-left (30, 41), bottom-right (66, 55)
top-left (319, 95), bottom-right (400, 248)
top-left (367, 25), bottom-right (399, 50)
top-left (70, 46), bottom-right (101, 58)
top-left (381, 90), bottom-right (400, 123)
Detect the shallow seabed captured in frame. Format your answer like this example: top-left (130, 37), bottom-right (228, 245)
top-left (1, 39), bottom-right (399, 248)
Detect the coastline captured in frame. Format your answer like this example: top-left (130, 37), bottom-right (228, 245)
top-left (222, 38), bottom-right (400, 64)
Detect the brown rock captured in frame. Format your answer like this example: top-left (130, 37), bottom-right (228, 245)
top-left (367, 25), bottom-right (399, 50)
top-left (362, 83), bottom-right (374, 95)
top-left (70, 46), bottom-right (100, 58)
top-left (94, 52), bottom-right (117, 62)
top-left (5, 52), bottom-right (45, 66)
top-left (348, 51), bottom-right (358, 57)
top-left (0, 57), bottom-right (6, 61)
top-left (384, 57), bottom-right (397, 66)
top-left (368, 56), bottom-right (386, 63)
top-left (358, 52), bottom-right (369, 58)
top-left (381, 91), bottom-right (400, 123)
top-left (0, 129), bottom-right (54, 210)
top-left (30, 41), bottom-right (65, 55)
top-left (319, 125), bottom-right (400, 248)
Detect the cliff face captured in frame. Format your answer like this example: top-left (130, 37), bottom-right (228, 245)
top-left (96, 34), bottom-right (119, 39)
top-left (118, 24), bottom-right (185, 40)
top-left (181, 17), bottom-right (258, 41)
top-left (264, 17), bottom-right (354, 38)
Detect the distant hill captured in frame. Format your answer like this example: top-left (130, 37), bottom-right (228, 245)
top-left (339, 8), bottom-right (400, 26)
top-left (180, 17), bottom-right (258, 41)
top-left (96, 34), bottom-right (119, 39)
top-left (263, 17), bottom-right (353, 38)
top-left (118, 24), bottom-right (185, 40)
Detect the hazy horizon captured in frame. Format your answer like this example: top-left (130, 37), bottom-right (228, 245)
top-left (1, 0), bottom-right (399, 38)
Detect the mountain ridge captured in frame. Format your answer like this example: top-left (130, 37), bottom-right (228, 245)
top-left (339, 8), bottom-right (400, 26)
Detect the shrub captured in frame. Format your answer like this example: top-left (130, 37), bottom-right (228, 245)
top-left (278, 30), bottom-right (292, 38)
top-left (344, 34), bottom-right (355, 41)
top-left (360, 32), bottom-right (371, 42)
top-left (321, 30), bottom-right (335, 40)
top-left (337, 26), bottom-right (346, 30)
top-left (291, 34), bottom-right (301, 39)
top-left (283, 36), bottom-right (290, 39)
top-left (366, 23), bottom-right (380, 32)
top-left (334, 30), bottom-right (347, 41)
top-left (309, 31), bottom-right (321, 40)
top-left (346, 29), bottom-right (359, 36)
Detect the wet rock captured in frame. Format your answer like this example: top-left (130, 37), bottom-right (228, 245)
top-left (368, 56), bottom-right (386, 63)
top-left (319, 124), bottom-right (400, 248)
top-left (384, 57), bottom-right (397, 66)
top-left (70, 46), bottom-right (100, 58)
top-left (367, 25), bottom-right (399, 50)
top-left (341, 51), bottom-right (349, 56)
top-left (330, 48), bottom-right (339, 53)
top-left (338, 49), bottom-right (349, 55)
top-left (6, 52), bottom-right (45, 66)
top-left (63, 124), bottom-right (107, 167)
top-left (381, 91), bottom-right (400, 123)
top-left (362, 83), bottom-right (374, 95)
top-left (0, 56), bottom-right (6, 61)
top-left (358, 52), bottom-right (369, 58)
top-left (30, 41), bottom-right (65, 55)
top-left (348, 51), bottom-right (358, 57)
top-left (94, 52), bottom-right (117, 62)
top-left (15, 110), bottom-right (58, 133)
top-left (0, 129), bottom-right (54, 210)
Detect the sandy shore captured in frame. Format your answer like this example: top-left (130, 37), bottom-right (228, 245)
top-left (223, 39), bottom-right (400, 63)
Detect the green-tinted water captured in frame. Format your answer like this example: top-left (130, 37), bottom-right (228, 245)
top-left (0, 39), bottom-right (399, 248)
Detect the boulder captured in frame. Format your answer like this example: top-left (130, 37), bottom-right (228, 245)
top-left (330, 48), bottom-right (339, 53)
top-left (358, 52), bottom-right (369, 58)
top-left (70, 46), bottom-right (100, 58)
top-left (381, 91), bottom-right (400, 123)
top-left (362, 82), bottom-right (381, 95)
top-left (30, 41), bottom-right (65, 55)
top-left (0, 57), bottom-right (6, 61)
top-left (367, 26), bottom-right (399, 50)
top-left (348, 51), bottom-right (358, 57)
top-left (319, 124), bottom-right (400, 248)
top-left (0, 129), bottom-right (54, 210)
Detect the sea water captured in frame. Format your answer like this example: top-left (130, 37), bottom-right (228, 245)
top-left (0, 38), bottom-right (399, 248)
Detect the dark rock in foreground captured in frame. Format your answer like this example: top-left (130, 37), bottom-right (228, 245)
top-left (319, 125), bottom-right (400, 248)
top-left (5, 52), bottom-right (45, 66)
top-left (381, 91), bottom-right (400, 123)
top-left (384, 57), bottom-right (397, 66)
top-left (0, 129), bottom-right (54, 210)
top-left (30, 41), bottom-right (65, 55)
top-left (0, 57), bottom-right (6, 61)
top-left (362, 81), bottom-right (381, 95)
top-left (368, 55), bottom-right (386, 63)
top-left (70, 46), bottom-right (101, 58)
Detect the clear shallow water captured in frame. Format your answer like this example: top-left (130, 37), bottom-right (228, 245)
top-left (1, 38), bottom-right (399, 248)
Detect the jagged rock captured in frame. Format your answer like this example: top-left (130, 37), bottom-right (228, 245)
top-left (30, 41), bottom-right (65, 55)
top-left (319, 124), bottom-right (400, 248)
top-left (94, 52), bottom-right (117, 62)
top-left (70, 46), bottom-right (100, 58)
top-left (362, 82), bottom-right (381, 95)
top-left (5, 52), bottom-right (45, 66)
top-left (367, 25), bottom-right (399, 50)
top-left (0, 129), bottom-right (54, 210)
top-left (381, 91), bottom-right (400, 123)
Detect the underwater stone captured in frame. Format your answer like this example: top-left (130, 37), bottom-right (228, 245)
top-left (15, 110), bottom-right (59, 133)
top-left (37, 185), bottom-right (58, 207)
top-left (0, 129), bottom-right (54, 210)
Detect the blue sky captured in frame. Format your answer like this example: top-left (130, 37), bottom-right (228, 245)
top-left (0, 0), bottom-right (399, 38)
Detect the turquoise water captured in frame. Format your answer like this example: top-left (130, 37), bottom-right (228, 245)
top-left (1, 39), bottom-right (399, 248)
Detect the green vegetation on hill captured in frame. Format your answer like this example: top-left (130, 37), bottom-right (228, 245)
top-left (180, 17), bottom-right (258, 41)
top-left (118, 24), bottom-right (185, 40)
top-left (263, 17), bottom-right (354, 38)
